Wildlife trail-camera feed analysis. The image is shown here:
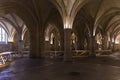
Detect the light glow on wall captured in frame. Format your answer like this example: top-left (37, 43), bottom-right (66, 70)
top-left (50, 33), bottom-right (54, 44)
top-left (115, 40), bottom-right (119, 44)
top-left (45, 37), bottom-right (49, 41)
top-left (112, 38), bottom-right (115, 43)
top-left (8, 38), bottom-right (14, 42)
top-left (64, 17), bottom-right (72, 29)
top-left (114, 34), bottom-right (120, 44)
top-left (95, 33), bottom-right (102, 45)
top-left (115, 35), bottom-right (120, 44)
top-left (97, 41), bottom-right (101, 44)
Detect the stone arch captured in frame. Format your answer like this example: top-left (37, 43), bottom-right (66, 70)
top-left (73, 6), bottom-right (93, 50)
top-left (71, 32), bottom-right (77, 50)
top-left (22, 29), bottom-right (30, 52)
top-left (0, 1), bottom-right (36, 57)
top-left (94, 7), bottom-right (120, 36)
top-left (43, 7), bottom-right (64, 51)
top-left (44, 23), bottom-right (61, 51)
top-left (95, 31), bottom-right (102, 50)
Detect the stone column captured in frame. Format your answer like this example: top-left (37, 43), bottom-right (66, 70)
top-left (39, 32), bottom-right (45, 58)
top-left (30, 28), bottom-right (45, 58)
top-left (102, 34), bottom-right (108, 50)
top-left (64, 29), bottom-right (72, 61)
top-left (29, 26), bottom-right (39, 58)
top-left (112, 37), bottom-right (115, 51)
top-left (45, 41), bottom-right (50, 51)
top-left (107, 41), bottom-right (111, 50)
top-left (18, 39), bottom-right (23, 57)
top-left (78, 37), bottom-right (85, 50)
top-left (8, 42), bottom-right (13, 51)
top-left (89, 35), bottom-right (96, 57)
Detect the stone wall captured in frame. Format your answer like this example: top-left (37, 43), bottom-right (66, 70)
top-left (0, 42), bottom-right (13, 52)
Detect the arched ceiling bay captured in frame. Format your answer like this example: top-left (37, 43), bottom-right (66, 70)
top-left (94, 0), bottom-right (120, 35)
top-left (0, 13), bottom-right (27, 41)
top-left (0, 0), bottom-right (119, 40)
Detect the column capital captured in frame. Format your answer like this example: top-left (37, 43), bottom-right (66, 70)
top-left (63, 17), bottom-right (73, 29)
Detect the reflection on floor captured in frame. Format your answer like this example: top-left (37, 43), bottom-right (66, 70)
top-left (0, 52), bottom-right (120, 80)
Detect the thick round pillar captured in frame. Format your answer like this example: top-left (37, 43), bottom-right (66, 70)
top-left (8, 42), bottom-right (13, 51)
top-left (39, 32), bottom-right (45, 58)
top-left (64, 29), bottom-right (72, 61)
top-left (18, 40), bottom-right (23, 57)
top-left (29, 26), bottom-right (41, 58)
top-left (102, 35), bottom-right (108, 50)
top-left (29, 26), bottom-right (45, 58)
top-left (89, 36), bottom-right (96, 57)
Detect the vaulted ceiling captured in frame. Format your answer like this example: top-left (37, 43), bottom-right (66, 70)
top-left (0, 0), bottom-right (119, 41)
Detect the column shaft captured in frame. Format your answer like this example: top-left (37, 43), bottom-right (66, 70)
top-left (89, 36), bottom-right (96, 57)
top-left (64, 29), bottom-right (72, 61)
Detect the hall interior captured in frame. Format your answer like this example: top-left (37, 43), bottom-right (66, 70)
top-left (0, 0), bottom-right (120, 80)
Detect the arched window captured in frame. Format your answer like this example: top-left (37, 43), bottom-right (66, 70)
top-left (0, 27), bottom-right (7, 44)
